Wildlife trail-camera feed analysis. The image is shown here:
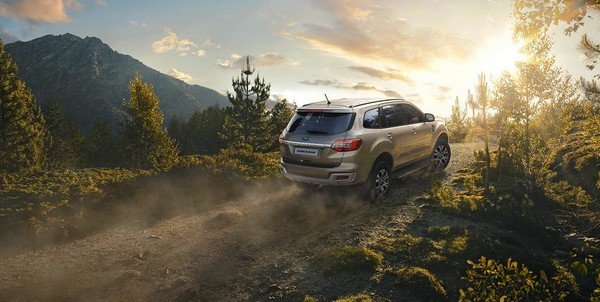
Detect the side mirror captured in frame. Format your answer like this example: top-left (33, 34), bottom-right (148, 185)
top-left (425, 113), bottom-right (435, 122)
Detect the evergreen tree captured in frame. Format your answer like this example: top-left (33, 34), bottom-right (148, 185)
top-left (85, 121), bottom-right (118, 167)
top-left (121, 75), bottom-right (179, 170)
top-left (0, 39), bottom-right (47, 172)
top-left (220, 56), bottom-right (272, 152)
top-left (183, 106), bottom-right (226, 155)
top-left (475, 72), bottom-right (491, 194)
top-left (447, 96), bottom-right (470, 143)
top-left (43, 102), bottom-right (84, 169)
top-left (167, 116), bottom-right (185, 149)
top-left (269, 99), bottom-right (295, 150)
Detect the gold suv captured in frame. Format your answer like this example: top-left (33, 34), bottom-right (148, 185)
top-left (279, 98), bottom-right (450, 200)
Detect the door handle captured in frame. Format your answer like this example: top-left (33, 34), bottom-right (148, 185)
top-left (411, 128), bottom-right (417, 135)
top-left (387, 132), bottom-right (393, 139)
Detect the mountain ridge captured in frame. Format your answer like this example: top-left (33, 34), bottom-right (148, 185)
top-left (4, 33), bottom-right (229, 133)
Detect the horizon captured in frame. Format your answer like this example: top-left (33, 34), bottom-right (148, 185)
top-left (1, 0), bottom-right (599, 117)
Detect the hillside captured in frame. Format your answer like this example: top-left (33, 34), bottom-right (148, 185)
top-left (4, 33), bottom-right (229, 132)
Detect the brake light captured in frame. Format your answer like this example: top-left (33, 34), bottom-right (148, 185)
top-left (279, 134), bottom-right (285, 147)
top-left (331, 138), bottom-right (362, 152)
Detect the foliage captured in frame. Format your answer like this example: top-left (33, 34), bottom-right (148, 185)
top-left (43, 102), bottom-right (85, 169)
top-left (459, 257), bottom-right (574, 301)
top-left (220, 56), bottom-right (273, 152)
top-left (474, 72), bottom-right (492, 193)
top-left (447, 96), bottom-right (471, 143)
top-left (0, 168), bottom-right (150, 239)
top-left (569, 242), bottom-right (600, 300)
top-left (269, 99), bottom-right (295, 150)
top-left (512, 0), bottom-right (599, 39)
top-left (85, 121), bottom-right (119, 167)
top-left (121, 74), bottom-right (179, 170)
top-left (391, 266), bottom-right (447, 301)
top-left (315, 246), bottom-right (383, 274)
top-left (0, 39), bottom-right (47, 172)
top-left (201, 144), bottom-right (279, 181)
top-left (168, 106), bottom-right (226, 155)
top-left (303, 295), bottom-right (318, 302)
top-left (333, 294), bottom-right (372, 302)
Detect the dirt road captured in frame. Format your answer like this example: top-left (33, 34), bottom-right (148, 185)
top-left (0, 143), bottom-right (481, 301)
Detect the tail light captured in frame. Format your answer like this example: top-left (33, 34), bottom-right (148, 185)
top-left (331, 138), bottom-right (362, 152)
top-left (279, 134), bottom-right (285, 147)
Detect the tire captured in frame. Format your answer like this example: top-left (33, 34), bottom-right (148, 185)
top-left (430, 141), bottom-right (451, 171)
top-left (363, 160), bottom-right (391, 202)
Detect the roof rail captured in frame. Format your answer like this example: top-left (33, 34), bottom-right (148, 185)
top-left (348, 98), bottom-right (405, 108)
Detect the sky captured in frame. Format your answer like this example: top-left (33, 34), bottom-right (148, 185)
top-left (0, 0), bottom-right (598, 117)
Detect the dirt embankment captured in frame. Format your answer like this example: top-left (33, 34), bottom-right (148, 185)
top-left (0, 143), bottom-right (482, 302)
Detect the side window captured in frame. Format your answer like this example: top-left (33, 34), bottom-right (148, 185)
top-left (382, 105), bottom-right (407, 127)
top-left (401, 104), bottom-right (424, 124)
top-left (363, 108), bottom-right (381, 129)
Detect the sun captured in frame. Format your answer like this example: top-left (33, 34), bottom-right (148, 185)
top-left (479, 37), bottom-right (527, 76)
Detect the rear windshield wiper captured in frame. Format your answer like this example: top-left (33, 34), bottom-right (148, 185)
top-left (305, 129), bottom-right (329, 134)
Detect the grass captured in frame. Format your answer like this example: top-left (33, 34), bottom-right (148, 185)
top-left (390, 266), bottom-right (447, 301)
top-left (316, 246), bottom-right (383, 275)
top-left (0, 168), bottom-right (151, 239)
top-left (334, 294), bottom-right (372, 302)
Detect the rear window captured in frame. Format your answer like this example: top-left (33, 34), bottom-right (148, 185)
top-left (287, 112), bottom-right (354, 135)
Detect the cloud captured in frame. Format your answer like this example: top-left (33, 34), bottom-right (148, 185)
top-left (192, 49), bottom-right (206, 57)
top-left (437, 86), bottom-right (452, 93)
top-left (129, 20), bottom-right (146, 27)
top-left (0, 30), bottom-right (19, 43)
top-left (169, 68), bottom-right (193, 83)
top-left (347, 66), bottom-right (414, 84)
top-left (216, 53), bottom-right (298, 69)
top-left (281, 0), bottom-right (473, 71)
top-left (299, 79), bottom-right (402, 98)
top-left (202, 38), bottom-right (220, 48)
top-left (152, 28), bottom-right (198, 55)
top-left (0, 0), bottom-right (82, 23)
top-left (95, 0), bottom-right (106, 6)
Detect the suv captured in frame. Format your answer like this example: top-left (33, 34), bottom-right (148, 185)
top-left (278, 98), bottom-right (450, 200)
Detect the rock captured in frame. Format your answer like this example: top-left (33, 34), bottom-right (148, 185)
top-left (206, 208), bottom-right (244, 228)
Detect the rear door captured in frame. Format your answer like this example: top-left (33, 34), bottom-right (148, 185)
top-left (282, 110), bottom-right (354, 167)
top-left (401, 103), bottom-right (432, 159)
top-left (380, 104), bottom-right (415, 166)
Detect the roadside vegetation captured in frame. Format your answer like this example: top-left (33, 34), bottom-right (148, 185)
top-left (0, 0), bottom-right (599, 301)
top-left (299, 1), bottom-right (599, 301)
top-left (0, 40), bottom-right (289, 251)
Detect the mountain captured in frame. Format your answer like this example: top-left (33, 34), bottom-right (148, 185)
top-left (4, 33), bottom-right (229, 133)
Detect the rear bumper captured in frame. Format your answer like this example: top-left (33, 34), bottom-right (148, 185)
top-left (279, 160), bottom-right (364, 186)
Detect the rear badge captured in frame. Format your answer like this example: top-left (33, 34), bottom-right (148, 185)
top-left (302, 137), bottom-right (310, 141)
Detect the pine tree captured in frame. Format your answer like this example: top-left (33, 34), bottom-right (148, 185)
top-left (269, 99), bottom-right (295, 150)
top-left (167, 116), bottom-right (185, 149)
top-left (183, 106), bottom-right (226, 155)
top-left (220, 56), bottom-right (272, 152)
top-left (0, 39), bottom-right (47, 172)
top-left (447, 96), bottom-right (470, 143)
top-left (85, 121), bottom-right (118, 167)
top-left (43, 102), bottom-right (84, 169)
top-left (475, 72), bottom-right (491, 194)
top-left (121, 75), bottom-right (179, 170)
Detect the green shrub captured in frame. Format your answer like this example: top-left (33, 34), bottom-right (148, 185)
top-left (334, 294), bottom-right (372, 302)
top-left (303, 295), bottom-right (318, 302)
top-left (201, 144), bottom-right (279, 181)
top-left (372, 234), bottom-right (434, 258)
top-left (392, 266), bottom-right (447, 301)
top-left (459, 257), bottom-right (574, 301)
top-left (316, 246), bottom-right (383, 274)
